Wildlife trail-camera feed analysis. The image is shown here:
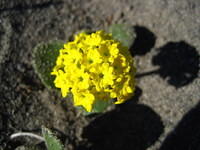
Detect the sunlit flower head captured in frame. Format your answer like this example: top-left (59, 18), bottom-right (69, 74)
top-left (51, 30), bottom-right (136, 112)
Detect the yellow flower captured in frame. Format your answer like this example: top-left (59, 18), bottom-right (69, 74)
top-left (74, 69), bottom-right (90, 90)
top-left (101, 63), bottom-right (115, 87)
top-left (51, 30), bottom-right (136, 112)
top-left (72, 89), bottom-right (95, 112)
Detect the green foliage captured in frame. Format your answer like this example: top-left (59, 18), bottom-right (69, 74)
top-left (32, 41), bottom-right (63, 89)
top-left (108, 24), bottom-right (136, 48)
top-left (77, 99), bottom-right (113, 115)
top-left (42, 127), bottom-right (64, 150)
top-left (92, 99), bottom-right (113, 113)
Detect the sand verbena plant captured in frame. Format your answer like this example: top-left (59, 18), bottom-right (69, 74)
top-left (32, 24), bottom-right (136, 113)
top-left (51, 30), bottom-right (136, 112)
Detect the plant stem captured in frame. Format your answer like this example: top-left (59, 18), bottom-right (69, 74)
top-left (135, 69), bottom-right (159, 78)
top-left (10, 132), bottom-right (45, 141)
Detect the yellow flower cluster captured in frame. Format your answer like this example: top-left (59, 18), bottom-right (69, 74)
top-left (51, 30), bottom-right (135, 112)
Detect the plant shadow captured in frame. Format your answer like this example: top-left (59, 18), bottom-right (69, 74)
top-left (159, 102), bottom-right (200, 150)
top-left (130, 25), bottom-right (156, 56)
top-left (152, 41), bottom-right (200, 88)
top-left (76, 87), bottom-right (164, 150)
top-left (136, 41), bottom-right (200, 88)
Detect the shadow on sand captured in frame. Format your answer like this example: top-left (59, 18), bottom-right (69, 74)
top-left (77, 87), bottom-right (164, 150)
top-left (136, 41), bottom-right (199, 88)
top-left (159, 102), bottom-right (200, 150)
top-left (130, 25), bottom-right (156, 56)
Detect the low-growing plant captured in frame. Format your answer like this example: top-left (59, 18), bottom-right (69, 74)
top-left (10, 24), bottom-right (136, 150)
top-left (33, 24), bottom-right (136, 113)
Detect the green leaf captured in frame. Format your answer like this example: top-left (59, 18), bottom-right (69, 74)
top-left (32, 41), bottom-right (63, 89)
top-left (92, 99), bottom-right (113, 113)
top-left (42, 127), bottom-right (64, 150)
top-left (108, 24), bottom-right (136, 48)
top-left (76, 99), bottom-right (113, 115)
